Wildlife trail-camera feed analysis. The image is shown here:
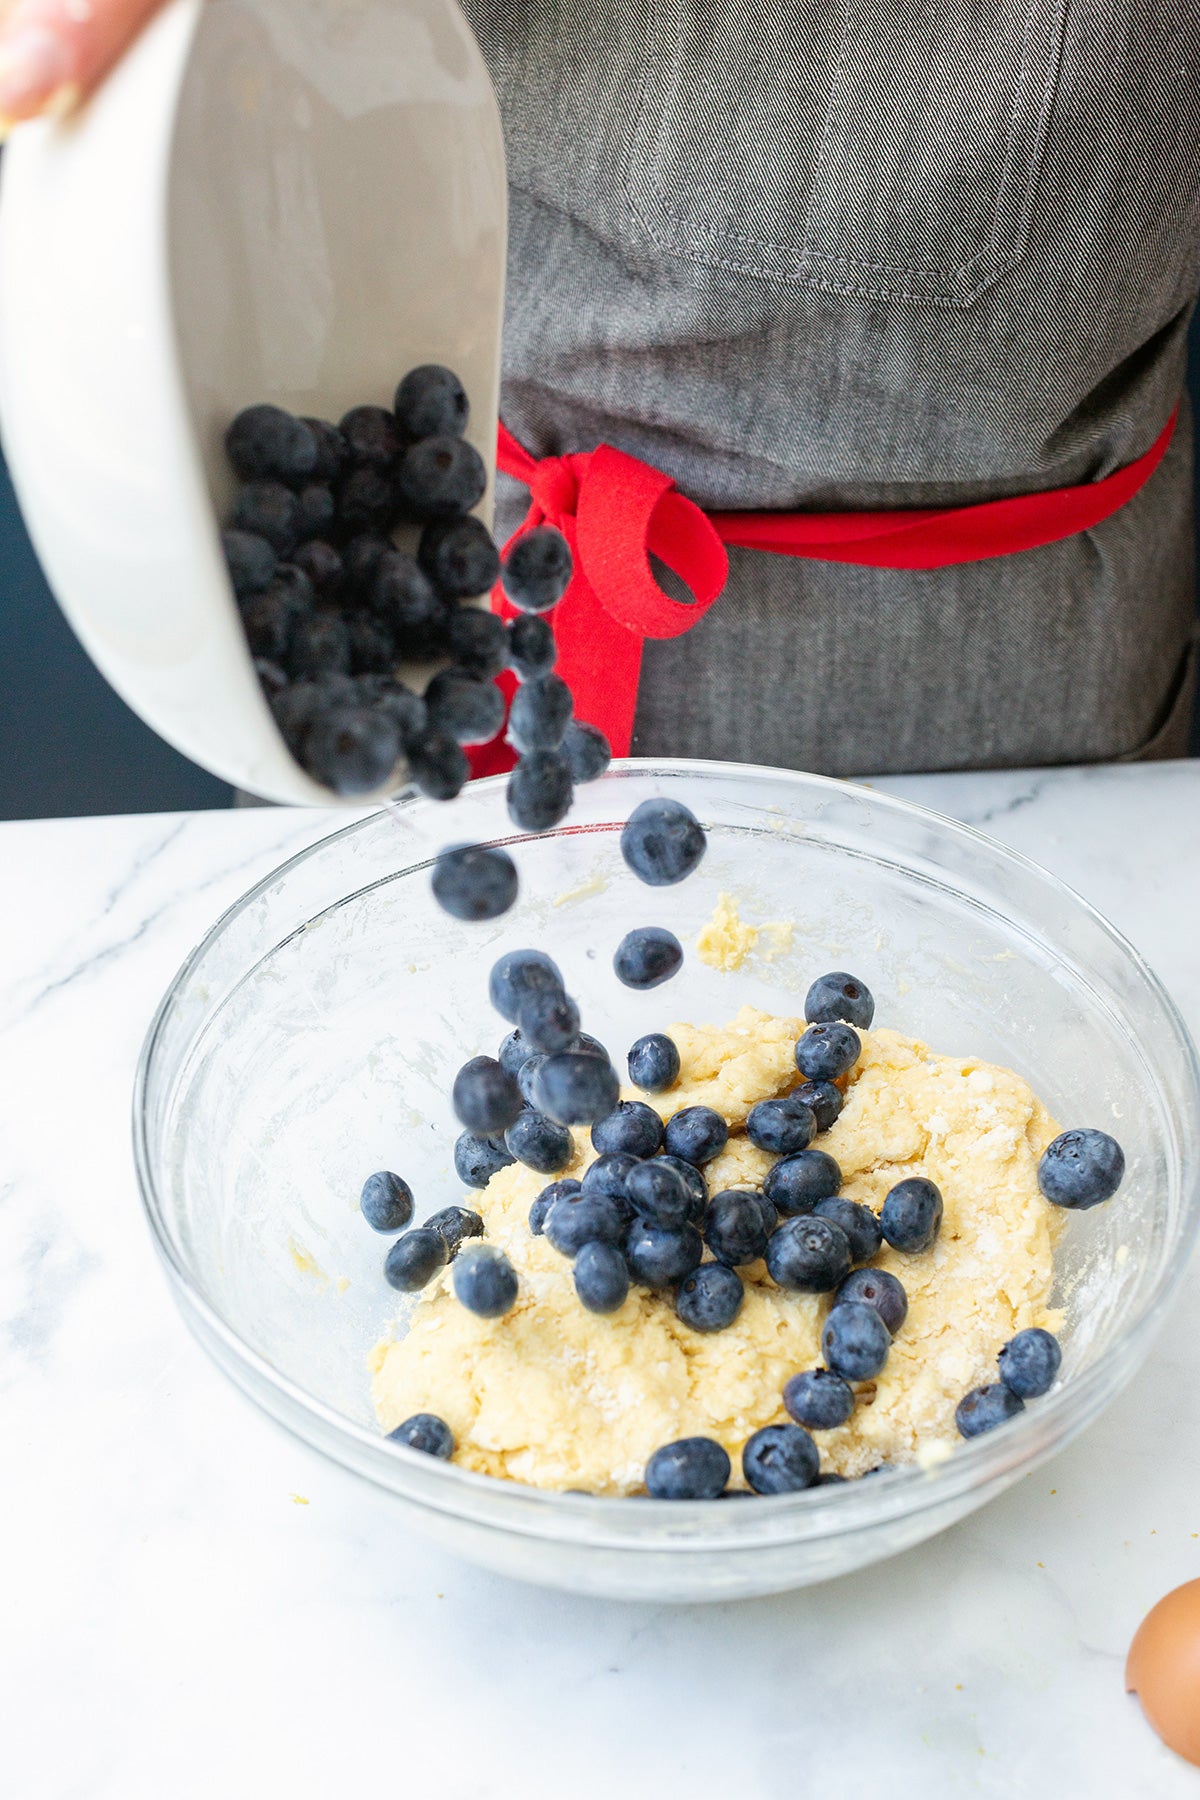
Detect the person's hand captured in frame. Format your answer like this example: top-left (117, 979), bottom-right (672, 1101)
top-left (0, 0), bottom-right (169, 134)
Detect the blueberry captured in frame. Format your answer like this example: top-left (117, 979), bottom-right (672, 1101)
top-left (766, 1217), bottom-right (853, 1292)
top-left (344, 611), bottom-right (397, 676)
top-left (626, 1158), bottom-right (692, 1228)
top-left (659, 1155), bottom-right (708, 1223)
top-left (504, 1108), bottom-right (574, 1173)
top-left (431, 843), bottom-right (518, 922)
top-left (645, 1436), bottom-right (730, 1500)
top-left (340, 404), bottom-right (401, 468)
top-left (296, 482), bottom-right (336, 542)
top-left (451, 1055), bottom-right (523, 1135)
top-left (254, 658), bottom-right (288, 700)
top-left (530, 1177), bottom-right (580, 1235)
top-left (370, 554), bottom-right (446, 640)
top-left (620, 798), bottom-right (706, 887)
top-left (453, 1244), bottom-right (518, 1317)
top-left (223, 528), bottom-right (277, 596)
top-left (794, 1022), bottom-right (861, 1083)
top-left (517, 986), bottom-right (581, 1053)
top-left (675, 1262), bottom-right (744, 1332)
top-left (562, 720), bottom-right (612, 783)
top-left (489, 949), bottom-right (564, 1024)
top-left (292, 538), bottom-right (344, 598)
top-left (704, 1189), bottom-right (771, 1266)
top-left (834, 1267), bottom-right (909, 1336)
top-left (336, 464), bottom-right (399, 535)
top-left (813, 1196), bottom-right (882, 1264)
top-left (508, 749), bottom-right (574, 832)
top-left (746, 1095), bottom-right (816, 1155)
top-left (805, 971), bottom-right (875, 1031)
top-left (269, 678), bottom-right (324, 753)
top-left (627, 1032), bottom-right (681, 1094)
top-left (574, 1241), bottom-right (630, 1314)
top-left (372, 683), bottom-right (428, 750)
top-left (419, 516), bottom-right (500, 603)
top-left (453, 1130), bottom-right (514, 1188)
top-left (663, 1105), bottom-right (728, 1166)
top-left (956, 1382), bottom-right (1025, 1438)
top-left (625, 1220), bottom-right (704, 1285)
top-left (498, 1029), bottom-right (533, 1080)
top-left (1037, 1129), bottom-right (1125, 1210)
top-left (507, 613), bottom-right (558, 679)
top-left (581, 1153), bottom-right (638, 1203)
top-left (301, 705), bottom-right (401, 794)
top-left (388, 1412), bottom-right (454, 1458)
top-left (782, 1367), bottom-right (856, 1430)
top-left (384, 1227), bottom-right (448, 1292)
top-left (226, 405), bottom-right (319, 484)
top-left (532, 1051), bottom-right (620, 1125)
top-left (591, 1102), bottom-right (664, 1160)
top-left (395, 434), bottom-right (487, 520)
top-left (359, 1171), bottom-right (414, 1233)
top-left (425, 669), bottom-right (507, 745)
top-left (574, 1032), bottom-right (612, 1061)
top-left (518, 1054), bottom-right (548, 1107)
top-left (614, 926), bottom-right (683, 990)
top-left (508, 674), bottom-right (574, 752)
top-left (301, 417), bottom-right (348, 483)
top-left (821, 1302), bottom-right (891, 1380)
top-left (342, 532), bottom-right (394, 600)
top-left (794, 1079), bottom-right (844, 1133)
top-left (743, 1423), bottom-right (819, 1494)
top-left (288, 612), bottom-right (352, 680)
top-left (241, 585), bottom-right (306, 664)
top-left (422, 1205), bottom-right (485, 1257)
top-left (501, 527), bottom-right (573, 613)
top-left (232, 480), bottom-right (303, 555)
top-left (407, 730), bottom-right (469, 801)
top-left (879, 1177), bottom-right (943, 1253)
top-left (394, 364), bottom-right (469, 439)
top-left (997, 1327), bottom-right (1062, 1398)
top-left (545, 1189), bottom-right (627, 1255)
top-left (447, 607), bottom-right (508, 679)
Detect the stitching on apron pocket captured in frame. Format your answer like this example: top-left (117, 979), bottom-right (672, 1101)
top-left (627, 0), bottom-right (1068, 307)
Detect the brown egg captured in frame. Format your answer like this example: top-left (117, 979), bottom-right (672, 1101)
top-left (1126, 1578), bottom-right (1200, 1765)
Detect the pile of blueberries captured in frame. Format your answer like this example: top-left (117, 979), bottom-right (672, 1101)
top-left (220, 365), bottom-right (609, 816)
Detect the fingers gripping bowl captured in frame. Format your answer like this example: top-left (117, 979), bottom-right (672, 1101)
top-left (135, 763), bottom-right (1200, 1601)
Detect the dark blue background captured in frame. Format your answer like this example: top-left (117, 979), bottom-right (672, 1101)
top-left (2, 328), bottom-right (1198, 818)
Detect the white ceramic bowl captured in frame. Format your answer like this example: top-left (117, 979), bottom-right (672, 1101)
top-left (0, 0), bottom-right (506, 803)
top-left (135, 762), bottom-right (1200, 1600)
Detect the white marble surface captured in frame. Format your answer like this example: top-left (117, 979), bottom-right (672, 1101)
top-left (3, 763), bottom-right (1200, 1799)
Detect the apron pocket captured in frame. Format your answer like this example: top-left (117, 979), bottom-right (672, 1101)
top-left (628, 0), bottom-right (1068, 306)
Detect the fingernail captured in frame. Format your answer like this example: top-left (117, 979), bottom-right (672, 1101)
top-left (44, 80), bottom-right (82, 119)
top-left (0, 27), bottom-right (72, 117)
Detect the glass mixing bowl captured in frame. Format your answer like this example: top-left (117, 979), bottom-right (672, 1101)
top-left (134, 761), bottom-right (1200, 1602)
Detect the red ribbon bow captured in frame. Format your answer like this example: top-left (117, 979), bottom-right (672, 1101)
top-left (471, 407), bottom-right (1177, 774)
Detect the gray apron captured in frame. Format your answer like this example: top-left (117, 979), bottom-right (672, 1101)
top-left (464, 0), bottom-right (1200, 773)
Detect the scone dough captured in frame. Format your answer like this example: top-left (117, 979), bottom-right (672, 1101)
top-left (370, 1007), bottom-right (1062, 1492)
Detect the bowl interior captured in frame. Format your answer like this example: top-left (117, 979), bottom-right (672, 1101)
top-left (141, 764), bottom-right (1197, 1465)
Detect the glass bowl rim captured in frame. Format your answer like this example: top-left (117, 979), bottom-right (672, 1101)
top-left (132, 757), bottom-right (1200, 1546)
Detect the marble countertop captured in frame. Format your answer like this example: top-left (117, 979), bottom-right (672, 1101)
top-left (3, 762), bottom-right (1199, 1799)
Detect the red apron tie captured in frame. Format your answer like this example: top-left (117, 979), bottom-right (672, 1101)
top-left (471, 407), bottom-right (1178, 774)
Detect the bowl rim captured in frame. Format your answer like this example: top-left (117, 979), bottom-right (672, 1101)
top-left (132, 757), bottom-right (1200, 1545)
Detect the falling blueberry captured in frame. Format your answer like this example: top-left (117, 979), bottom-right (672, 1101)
top-left (407, 730), bottom-right (470, 801)
top-left (998, 1327), bottom-right (1062, 1398)
top-left (742, 1423), bottom-right (820, 1494)
top-left (620, 798), bottom-right (707, 887)
top-left (956, 1382), bottom-right (1025, 1438)
top-left (532, 1051), bottom-right (620, 1125)
top-left (574, 1241), bottom-right (631, 1314)
top-left (627, 1032), bottom-right (681, 1093)
top-left (508, 748), bottom-right (574, 832)
top-left (562, 721), bottom-right (612, 783)
top-left (805, 971), bottom-right (875, 1030)
top-left (387, 1412), bottom-right (454, 1458)
top-left (675, 1262), bottom-right (744, 1332)
top-left (821, 1302), bottom-right (891, 1381)
top-left (591, 1101), bottom-right (665, 1160)
top-left (453, 1127), bottom-right (516, 1190)
top-left (645, 1437), bottom-right (730, 1499)
top-left (530, 1177), bottom-right (580, 1236)
top-left (453, 1244), bottom-right (519, 1317)
top-left (431, 843), bottom-right (519, 921)
top-left (782, 1368), bottom-right (856, 1431)
top-left (613, 926), bottom-right (683, 990)
top-left (508, 674), bottom-right (574, 752)
top-left (501, 527), bottom-right (573, 613)
top-left (384, 1227), bottom-right (448, 1292)
top-left (451, 1055), bottom-right (524, 1135)
top-left (359, 1171), bottom-right (414, 1233)
top-left (489, 948), bottom-right (564, 1023)
top-left (517, 986), bottom-right (581, 1054)
top-left (425, 670), bottom-right (507, 746)
top-left (763, 1149), bottom-right (842, 1217)
top-left (1037, 1129), bottom-right (1125, 1210)
top-left (504, 1108), bottom-right (574, 1174)
top-left (766, 1216), bottom-right (852, 1292)
top-left (879, 1177), bottom-right (943, 1253)
top-left (507, 613), bottom-right (557, 680)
